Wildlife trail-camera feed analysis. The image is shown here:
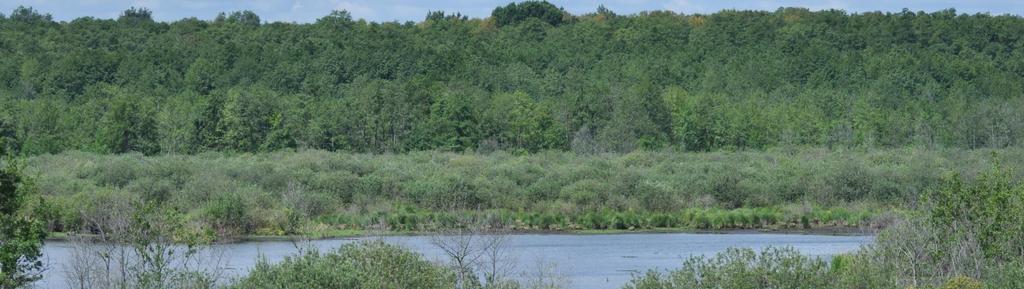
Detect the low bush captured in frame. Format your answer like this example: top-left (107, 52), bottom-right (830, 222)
top-left (231, 241), bottom-right (456, 289)
top-left (941, 276), bottom-right (983, 289)
top-left (625, 247), bottom-right (832, 289)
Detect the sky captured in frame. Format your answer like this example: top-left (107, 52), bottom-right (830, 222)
top-left (1, 0), bottom-right (1022, 23)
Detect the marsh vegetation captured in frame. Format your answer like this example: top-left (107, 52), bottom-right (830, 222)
top-left (24, 148), bottom-right (1022, 240)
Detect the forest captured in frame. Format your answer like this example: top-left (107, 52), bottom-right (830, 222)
top-left (3, 1), bottom-right (1024, 289)
top-left (0, 4), bottom-right (1023, 156)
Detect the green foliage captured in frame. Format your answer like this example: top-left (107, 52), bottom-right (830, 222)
top-left (127, 202), bottom-right (217, 289)
top-left (839, 162), bottom-right (1024, 288)
top-left (481, 91), bottom-right (566, 152)
top-left (7, 6), bottom-right (51, 24)
top-left (0, 159), bottom-right (46, 288)
top-left (217, 86), bottom-right (296, 152)
top-left (625, 247), bottom-right (832, 289)
top-left (98, 86), bottom-right (160, 155)
top-left (118, 7), bottom-right (153, 24)
top-left (663, 88), bottom-right (726, 151)
top-left (26, 148), bottom-right (998, 236)
top-left (941, 276), bottom-right (983, 289)
top-left (203, 192), bottom-right (249, 237)
top-left (491, 1), bottom-right (567, 27)
top-left (2, 7), bottom-right (1023, 155)
top-left (0, 117), bottom-right (17, 156)
top-left (926, 161), bottom-right (1024, 260)
top-left (232, 241), bottom-right (456, 289)
top-left (417, 88), bottom-right (480, 150)
top-left (219, 10), bottom-right (260, 26)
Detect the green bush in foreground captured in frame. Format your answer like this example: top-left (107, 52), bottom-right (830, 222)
top-left (625, 247), bottom-right (832, 289)
top-left (0, 159), bottom-right (46, 288)
top-left (232, 241), bottom-right (456, 289)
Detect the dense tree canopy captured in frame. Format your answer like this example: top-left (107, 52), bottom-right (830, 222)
top-left (1, 4), bottom-right (1023, 155)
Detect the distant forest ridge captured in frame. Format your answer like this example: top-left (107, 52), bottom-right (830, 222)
top-left (0, 2), bottom-right (1022, 155)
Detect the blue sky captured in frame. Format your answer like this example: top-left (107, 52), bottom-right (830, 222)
top-left (2, 0), bottom-right (1022, 23)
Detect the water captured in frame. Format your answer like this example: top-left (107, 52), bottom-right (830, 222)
top-left (38, 232), bottom-right (872, 289)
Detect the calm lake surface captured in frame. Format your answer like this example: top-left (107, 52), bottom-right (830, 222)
top-left (38, 233), bottom-right (872, 289)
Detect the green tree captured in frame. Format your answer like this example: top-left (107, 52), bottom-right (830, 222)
top-left (0, 159), bottom-right (46, 288)
top-left (416, 88), bottom-right (480, 151)
top-left (491, 1), bottom-right (568, 27)
top-left (183, 58), bottom-right (219, 95)
top-left (217, 86), bottom-right (283, 152)
top-left (218, 10), bottom-right (260, 27)
top-left (7, 6), bottom-right (51, 24)
top-left (337, 78), bottom-right (424, 153)
top-left (598, 83), bottom-right (670, 152)
top-left (118, 7), bottom-right (153, 24)
top-left (98, 88), bottom-right (160, 155)
top-left (482, 91), bottom-right (565, 152)
top-left (0, 117), bottom-right (17, 156)
top-left (663, 87), bottom-right (727, 151)
top-left (156, 94), bottom-right (200, 154)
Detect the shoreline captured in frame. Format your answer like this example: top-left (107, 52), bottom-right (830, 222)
top-left (46, 225), bottom-right (878, 244)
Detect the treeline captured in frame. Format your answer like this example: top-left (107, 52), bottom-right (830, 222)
top-left (1, 3), bottom-right (1024, 155)
top-left (26, 148), bottom-right (1022, 238)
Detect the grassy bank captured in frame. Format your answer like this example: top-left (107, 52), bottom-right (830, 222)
top-left (41, 203), bottom-right (883, 241)
top-left (24, 148), bottom-right (1021, 239)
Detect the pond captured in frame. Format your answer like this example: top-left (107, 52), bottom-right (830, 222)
top-left (38, 232), bottom-right (872, 289)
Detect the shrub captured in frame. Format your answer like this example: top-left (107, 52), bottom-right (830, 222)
top-left (941, 276), bottom-right (984, 289)
top-left (625, 247), bottom-right (832, 289)
top-left (202, 192), bottom-right (249, 236)
top-left (232, 241), bottom-right (455, 289)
